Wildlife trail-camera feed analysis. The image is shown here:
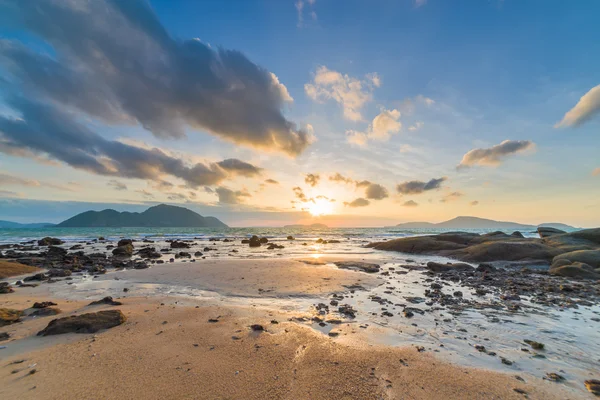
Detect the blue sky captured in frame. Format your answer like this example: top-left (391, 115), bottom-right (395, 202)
top-left (0, 0), bottom-right (599, 226)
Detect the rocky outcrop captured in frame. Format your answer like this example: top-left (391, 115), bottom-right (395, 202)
top-left (368, 228), bottom-right (600, 269)
top-left (549, 262), bottom-right (600, 279)
top-left (537, 227), bottom-right (566, 238)
top-left (38, 237), bottom-right (64, 246)
top-left (0, 308), bottom-right (22, 326)
top-left (426, 261), bottom-right (474, 272)
top-left (37, 310), bottom-right (126, 336)
top-left (112, 244), bottom-right (133, 257)
top-left (170, 241), bottom-right (190, 249)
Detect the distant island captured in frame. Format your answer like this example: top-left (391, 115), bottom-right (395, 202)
top-left (0, 220), bottom-right (56, 229)
top-left (391, 216), bottom-right (578, 231)
top-left (283, 223), bottom-right (329, 229)
top-left (57, 204), bottom-right (228, 228)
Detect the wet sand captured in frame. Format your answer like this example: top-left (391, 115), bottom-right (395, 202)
top-left (0, 294), bottom-right (573, 400)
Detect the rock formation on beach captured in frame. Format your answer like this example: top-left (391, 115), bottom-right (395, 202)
top-left (368, 227), bottom-right (600, 279)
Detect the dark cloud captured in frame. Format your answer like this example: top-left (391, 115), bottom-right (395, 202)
top-left (0, 189), bottom-right (20, 198)
top-left (135, 189), bottom-right (154, 198)
top-left (0, 0), bottom-right (312, 156)
top-left (343, 198), bottom-right (370, 207)
top-left (265, 179), bottom-right (279, 185)
top-left (396, 177), bottom-right (446, 195)
top-left (0, 97), bottom-right (262, 188)
top-left (0, 172), bottom-right (75, 192)
top-left (216, 187), bottom-right (251, 204)
top-left (216, 159), bottom-right (262, 177)
top-left (402, 200), bottom-right (418, 207)
top-left (329, 173), bottom-right (354, 184)
top-left (292, 186), bottom-right (308, 202)
top-left (457, 140), bottom-right (535, 169)
top-left (305, 173), bottom-right (320, 187)
top-left (167, 192), bottom-right (188, 202)
top-left (364, 183), bottom-right (389, 200)
top-left (107, 180), bottom-right (127, 191)
top-left (470, 200), bottom-right (479, 206)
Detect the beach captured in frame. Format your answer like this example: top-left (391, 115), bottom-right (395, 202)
top-left (1, 231), bottom-right (599, 399)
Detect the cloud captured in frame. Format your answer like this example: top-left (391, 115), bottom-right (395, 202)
top-left (402, 200), bottom-right (418, 207)
top-left (0, 172), bottom-right (75, 192)
top-left (346, 109), bottom-right (401, 146)
top-left (0, 189), bottom-right (21, 198)
top-left (408, 121), bottom-right (424, 131)
top-left (457, 140), bottom-right (535, 169)
top-left (592, 168), bottom-right (600, 176)
top-left (305, 173), bottom-right (320, 187)
top-left (470, 200), bottom-right (479, 206)
top-left (295, 0), bottom-right (317, 28)
top-left (329, 173), bottom-right (354, 184)
top-left (305, 66), bottom-right (379, 121)
top-left (167, 192), bottom-right (188, 202)
top-left (107, 180), bottom-right (127, 191)
top-left (265, 179), bottom-right (279, 185)
top-left (555, 84), bottom-right (600, 128)
top-left (293, 186), bottom-right (309, 202)
top-left (363, 182), bottom-right (389, 200)
top-left (414, 0), bottom-right (428, 7)
top-left (343, 198), bottom-right (370, 207)
top-left (0, 0), bottom-right (312, 156)
top-left (135, 189), bottom-right (154, 198)
top-left (440, 191), bottom-right (464, 203)
top-left (396, 177), bottom-right (447, 195)
top-left (216, 159), bottom-right (262, 177)
top-left (0, 97), bottom-right (262, 189)
top-left (216, 187), bottom-right (251, 204)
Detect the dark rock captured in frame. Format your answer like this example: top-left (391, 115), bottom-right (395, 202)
top-left (88, 296), bottom-right (123, 306)
top-left (287, 236), bottom-right (295, 240)
top-left (29, 307), bottom-right (61, 317)
top-left (137, 247), bottom-right (161, 259)
top-left (427, 261), bottom-right (474, 272)
top-left (248, 236), bottom-right (261, 247)
top-left (38, 237), bottom-right (64, 246)
top-left (69, 244), bottom-right (84, 250)
top-left (511, 231), bottom-right (525, 238)
top-left (545, 373), bottom-right (565, 382)
top-left (194, 251), bottom-right (203, 257)
top-left (553, 250), bottom-right (600, 268)
top-left (549, 262), bottom-right (600, 279)
top-left (259, 237), bottom-right (269, 244)
top-left (117, 239), bottom-right (133, 247)
top-left (585, 380), bottom-right (600, 396)
top-left (0, 282), bottom-right (14, 294)
top-left (334, 261), bottom-right (380, 273)
top-left (48, 269), bottom-right (71, 277)
top-left (537, 227), bottom-right (566, 238)
top-left (37, 310), bottom-right (126, 336)
top-left (0, 332), bottom-right (9, 341)
top-left (175, 252), bottom-right (191, 258)
top-left (170, 241), bottom-right (190, 249)
top-left (23, 273), bottom-right (48, 282)
top-left (524, 339), bottom-right (544, 350)
top-left (46, 246), bottom-right (67, 258)
top-left (112, 244), bottom-right (133, 257)
top-left (250, 324), bottom-right (264, 331)
top-left (476, 263), bottom-right (496, 273)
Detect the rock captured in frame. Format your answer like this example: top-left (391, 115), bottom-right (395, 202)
top-left (334, 261), bottom-right (380, 273)
top-left (250, 324), bottom-right (264, 331)
top-left (511, 231), bottom-right (525, 238)
top-left (23, 273), bottom-right (48, 282)
top-left (112, 244), bottom-right (134, 257)
top-left (38, 237), bottom-right (64, 246)
top-left (46, 246), bottom-right (67, 258)
top-left (549, 262), bottom-right (600, 279)
top-left (175, 252), bottom-right (191, 258)
top-left (47, 268), bottom-right (71, 277)
top-left (117, 239), bottom-right (133, 247)
top-left (427, 261), bottom-right (474, 272)
top-left (553, 250), bottom-right (600, 268)
top-left (476, 263), bottom-right (496, 273)
top-left (69, 244), bottom-right (84, 250)
top-left (524, 340), bottom-right (544, 350)
top-left (0, 282), bottom-right (14, 294)
top-left (259, 237), bottom-right (269, 244)
top-left (287, 236), bottom-right (295, 240)
top-left (30, 307), bottom-right (61, 317)
top-left (0, 308), bottom-right (22, 326)
top-left (194, 251), bottom-right (203, 257)
top-left (88, 297), bottom-right (123, 306)
top-left (545, 373), bottom-right (565, 382)
top-left (267, 244), bottom-right (284, 250)
top-left (33, 301), bottom-right (57, 309)
top-left (37, 310), bottom-right (126, 336)
top-left (0, 332), bottom-right (9, 341)
top-left (584, 379), bottom-right (600, 396)
top-left (137, 247), bottom-right (161, 259)
top-left (248, 236), bottom-right (261, 247)
top-left (537, 227), bottom-right (566, 238)
top-left (170, 241), bottom-right (190, 249)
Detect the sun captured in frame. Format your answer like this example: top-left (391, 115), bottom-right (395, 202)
top-left (307, 198), bottom-right (334, 216)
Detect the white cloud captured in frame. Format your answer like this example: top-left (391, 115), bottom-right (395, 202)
top-left (555, 84), bottom-right (600, 128)
top-left (346, 108), bottom-right (401, 146)
top-left (408, 121), bottom-right (424, 131)
top-left (305, 66), bottom-right (379, 121)
top-left (457, 140), bottom-right (535, 169)
top-left (296, 0), bottom-right (317, 28)
top-left (414, 0), bottom-right (428, 8)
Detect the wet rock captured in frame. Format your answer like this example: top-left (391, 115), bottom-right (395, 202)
top-left (248, 236), bottom-right (261, 247)
top-left (427, 261), bottom-right (474, 272)
top-left (553, 250), bottom-right (600, 268)
top-left (259, 237), bottom-right (269, 244)
top-left (46, 246), bottom-right (67, 258)
top-left (334, 261), bottom-right (380, 273)
top-left (287, 236), bottom-right (295, 240)
top-left (112, 244), bottom-right (133, 257)
top-left (175, 252), bottom-right (191, 258)
top-left (32, 301), bottom-right (57, 309)
top-left (476, 263), bottom-right (496, 273)
top-left (500, 357), bottom-right (513, 366)
top-left (0, 308), bottom-right (22, 326)
top-left (584, 379), bottom-right (600, 396)
top-left (267, 243), bottom-right (285, 250)
top-left (544, 373), bottom-right (565, 382)
top-left (88, 296), bottom-right (123, 306)
top-left (137, 247), bottom-right (161, 259)
top-left (170, 241), bottom-right (190, 249)
top-left (47, 269), bottom-right (71, 278)
top-left (524, 339), bottom-right (544, 350)
top-left (338, 304), bottom-right (357, 318)
top-left (69, 244), bottom-right (84, 250)
top-left (549, 262), bottom-right (600, 279)
top-left (250, 324), bottom-right (264, 331)
top-left (118, 239), bottom-right (133, 247)
top-left (0, 332), bottom-right (9, 341)
top-left (511, 231), bottom-right (525, 238)
top-left (38, 237), bottom-right (64, 246)
top-left (37, 310), bottom-right (126, 336)
top-left (23, 273), bottom-right (48, 282)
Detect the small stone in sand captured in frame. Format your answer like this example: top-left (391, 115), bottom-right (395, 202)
top-left (584, 379), bottom-right (600, 395)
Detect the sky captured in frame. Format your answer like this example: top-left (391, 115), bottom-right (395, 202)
top-left (0, 0), bottom-right (599, 227)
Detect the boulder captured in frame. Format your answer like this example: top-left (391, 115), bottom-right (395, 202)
top-left (29, 307), bottom-right (61, 317)
top-left (33, 301), bottom-right (57, 309)
top-left (549, 262), bottom-right (600, 279)
top-left (38, 237), bottom-right (64, 246)
top-left (427, 261), bottom-right (474, 272)
top-left (170, 241), bottom-right (190, 249)
top-left (117, 239), bottom-right (133, 247)
top-left (0, 308), bottom-right (22, 326)
top-left (137, 247), bottom-right (161, 259)
top-left (259, 237), bottom-right (269, 244)
top-left (537, 227), bottom-right (566, 238)
top-left (37, 310), bottom-right (127, 336)
top-left (88, 296), bottom-right (123, 306)
top-left (48, 268), bottom-right (72, 277)
top-left (0, 282), bottom-right (14, 294)
top-left (334, 261), bottom-right (380, 273)
top-left (287, 236), bottom-right (295, 240)
top-left (511, 231), bottom-right (525, 238)
top-left (46, 246), bottom-right (67, 258)
top-left (553, 250), bottom-right (600, 268)
top-left (112, 244), bottom-right (133, 257)
top-left (249, 235), bottom-right (261, 247)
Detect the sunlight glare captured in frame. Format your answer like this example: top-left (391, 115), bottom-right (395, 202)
top-left (307, 198), bottom-right (334, 216)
